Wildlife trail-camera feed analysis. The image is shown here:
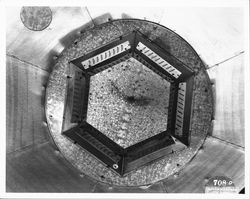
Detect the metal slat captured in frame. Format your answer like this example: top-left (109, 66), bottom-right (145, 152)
top-left (136, 42), bottom-right (181, 78)
top-left (175, 82), bottom-right (186, 136)
top-left (71, 72), bottom-right (84, 122)
top-left (81, 41), bottom-right (131, 69)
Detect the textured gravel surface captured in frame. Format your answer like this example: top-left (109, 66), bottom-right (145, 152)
top-left (45, 19), bottom-right (213, 186)
top-left (87, 57), bottom-right (170, 148)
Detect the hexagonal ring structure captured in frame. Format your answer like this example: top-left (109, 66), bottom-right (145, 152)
top-left (62, 31), bottom-right (194, 176)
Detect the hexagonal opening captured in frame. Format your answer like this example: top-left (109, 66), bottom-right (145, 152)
top-left (62, 31), bottom-right (194, 176)
top-left (87, 57), bottom-right (171, 148)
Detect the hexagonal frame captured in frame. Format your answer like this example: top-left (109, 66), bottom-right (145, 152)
top-left (62, 31), bottom-right (194, 176)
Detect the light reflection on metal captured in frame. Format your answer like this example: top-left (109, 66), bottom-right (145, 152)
top-left (63, 31), bottom-right (195, 176)
top-left (136, 42), bottom-right (181, 78)
top-left (175, 82), bottom-right (186, 136)
top-left (81, 41), bottom-right (131, 69)
top-left (45, 19), bottom-right (213, 185)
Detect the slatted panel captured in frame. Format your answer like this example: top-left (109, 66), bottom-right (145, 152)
top-left (76, 129), bottom-right (121, 162)
top-left (71, 71), bottom-right (85, 123)
top-left (207, 54), bottom-right (244, 147)
top-left (92, 53), bottom-right (132, 74)
top-left (125, 139), bottom-right (186, 174)
top-left (133, 55), bottom-right (173, 83)
top-left (126, 137), bottom-right (174, 162)
top-left (175, 82), bottom-right (186, 136)
top-left (81, 41), bottom-right (131, 69)
top-left (136, 42), bottom-right (181, 78)
top-left (167, 84), bottom-right (177, 131)
top-left (6, 56), bottom-right (49, 153)
top-left (64, 126), bottom-right (123, 174)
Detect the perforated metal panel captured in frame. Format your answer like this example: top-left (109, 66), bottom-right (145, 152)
top-left (175, 82), bottom-right (186, 136)
top-left (64, 31), bottom-right (194, 175)
top-left (71, 71), bottom-right (89, 123)
top-left (136, 42), bottom-right (181, 78)
top-left (81, 41), bottom-right (131, 69)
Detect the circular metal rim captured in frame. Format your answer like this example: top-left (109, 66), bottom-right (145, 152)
top-left (45, 18), bottom-right (213, 187)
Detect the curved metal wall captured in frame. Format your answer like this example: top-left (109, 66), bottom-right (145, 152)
top-left (6, 6), bottom-right (245, 193)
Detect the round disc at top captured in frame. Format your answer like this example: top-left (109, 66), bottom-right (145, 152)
top-left (20, 7), bottom-right (52, 31)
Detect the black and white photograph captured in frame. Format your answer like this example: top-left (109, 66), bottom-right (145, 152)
top-left (0, 0), bottom-right (249, 198)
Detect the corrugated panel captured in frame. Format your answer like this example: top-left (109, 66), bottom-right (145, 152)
top-left (175, 82), bottom-right (186, 136)
top-left (6, 142), bottom-right (96, 192)
top-left (6, 56), bottom-right (49, 153)
top-left (81, 41), bottom-right (131, 69)
top-left (162, 137), bottom-right (244, 193)
top-left (207, 53), bottom-right (244, 147)
top-left (71, 71), bottom-right (86, 123)
top-left (136, 42), bottom-right (181, 78)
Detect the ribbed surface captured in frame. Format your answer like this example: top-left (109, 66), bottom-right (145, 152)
top-left (71, 71), bottom-right (84, 123)
top-left (81, 41), bottom-right (131, 69)
top-left (136, 42), bottom-right (181, 78)
top-left (175, 82), bottom-right (186, 136)
top-left (207, 53), bottom-right (244, 147)
top-left (6, 141), bottom-right (166, 192)
top-left (5, 7), bottom-right (245, 193)
top-left (163, 137), bottom-right (244, 193)
top-left (6, 56), bottom-right (49, 153)
top-left (6, 142), bottom-right (96, 192)
top-left (76, 128), bottom-right (120, 162)
top-left (6, 137), bottom-right (244, 193)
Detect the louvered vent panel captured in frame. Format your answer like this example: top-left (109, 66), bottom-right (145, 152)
top-left (136, 42), bottom-right (181, 78)
top-left (71, 71), bottom-right (84, 123)
top-left (175, 82), bottom-right (186, 136)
